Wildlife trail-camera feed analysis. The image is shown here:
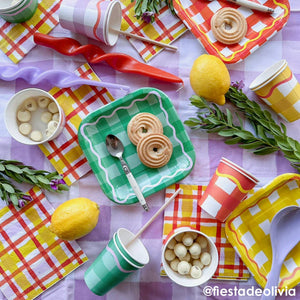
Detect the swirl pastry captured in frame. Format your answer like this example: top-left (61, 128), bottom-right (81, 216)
top-left (211, 7), bottom-right (247, 45)
top-left (127, 113), bottom-right (163, 145)
top-left (137, 134), bottom-right (173, 168)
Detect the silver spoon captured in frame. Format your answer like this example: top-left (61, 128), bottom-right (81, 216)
top-left (105, 134), bottom-right (149, 211)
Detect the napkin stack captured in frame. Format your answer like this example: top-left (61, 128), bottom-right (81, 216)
top-left (39, 63), bottom-right (114, 186)
top-left (0, 0), bottom-right (60, 63)
top-left (0, 187), bottom-right (88, 300)
top-left (161, 184), bottom-right (250, 280)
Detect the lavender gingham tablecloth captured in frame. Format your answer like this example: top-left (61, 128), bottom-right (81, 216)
top-left (0, 0), bottom-right (300, 299)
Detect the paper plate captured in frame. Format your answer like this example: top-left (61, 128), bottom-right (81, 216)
top-left (174, 0), bottom-right (290, 64)
top-left (78, 88), bottom-right (195, 205)
top-left (225, 173), bottom-right (300, 289)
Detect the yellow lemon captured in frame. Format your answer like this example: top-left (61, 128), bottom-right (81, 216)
top-left (49, 197), bottom-right (100, 240)
top-left (190, 54), bottom-right (231, 105)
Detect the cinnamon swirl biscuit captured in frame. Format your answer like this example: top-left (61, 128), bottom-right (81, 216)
top-left (137, 134), bottom-right (173, 168)
top-left (127, 113), bottom-right (163, 145)
top-left (211, 7), bottom-right (247, 45)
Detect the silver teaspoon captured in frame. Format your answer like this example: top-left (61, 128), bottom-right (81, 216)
top-left (105, 134), bottom-right (149, 211)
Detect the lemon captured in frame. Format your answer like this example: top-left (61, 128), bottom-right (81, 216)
top-left (49, 197), bottom-right (100, 240)
top-left (190, 54), bottom-right (231, 105)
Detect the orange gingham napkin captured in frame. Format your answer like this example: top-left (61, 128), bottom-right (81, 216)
top-left (120, 0), bottom-right (187, 62)
top-left (38, 63), bottom-right (114, 186)
top-left (0, 186), bottom-right (88, 300)
top-left (0, 0), bottom-right (61, 63)
top-left (161, 183), bottom-right (250, 280)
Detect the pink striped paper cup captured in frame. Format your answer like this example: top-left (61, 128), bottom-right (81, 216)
top-left (59, 0), bottom-right (122, 46)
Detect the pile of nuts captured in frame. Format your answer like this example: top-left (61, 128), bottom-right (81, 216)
top-left (164, 231), bottom-right (212, 279)
top-left (17, 96), bottom-right (59, 142)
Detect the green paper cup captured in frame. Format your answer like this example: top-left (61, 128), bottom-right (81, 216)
top-left (0, 0), bottom-right (38, 23)
top-left (84, 228), bottom-right (149, 296)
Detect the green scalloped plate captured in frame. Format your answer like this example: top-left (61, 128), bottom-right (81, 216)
top-left (78, 88), bottom-right (195, 205)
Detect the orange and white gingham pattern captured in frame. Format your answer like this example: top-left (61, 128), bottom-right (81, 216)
top-left (39, 63), bottom-right (114, 186)
top-left (0, 0), bottom-right (61, 63)
top-left (120, 0), bottom-right (187, 62)
top-left (0, 187), bottom-right (88, 300)
top-left (173, 0), bottom-right (290, 64)
top-left (161, 183), bottom-right (250, 280)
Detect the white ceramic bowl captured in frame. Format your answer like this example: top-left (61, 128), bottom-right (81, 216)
top-left (162, 227), bottom-right (218, 287)
top-left (5, 88), bottom-right (65, 145)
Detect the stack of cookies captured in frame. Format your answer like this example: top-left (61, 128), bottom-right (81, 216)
top-left (127, 113), bottom-right (173, 168)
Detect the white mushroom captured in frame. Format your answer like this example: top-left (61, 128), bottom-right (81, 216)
top-left (18, 123), bottom-right (32, 136)
top-left (170, 258), bottom-right (180, 272)
top-left (177, 261), bottom-right (191, 275)
top-left (189, 243), bottom-right (201, 257)
top-left (200, 252), bottom-right (212, 266)
top-left (196, 236), bottom-right (208, 249)
top-left (180, 252), bottom-right (191, 262)
top-left (17, 109), bottom-right (31, 122)
top-left (190, 232), bottom-right (198, 240)
top-left (190, 266), bottom-right (202, 279)
top-left (167, 238), bottom-right (177, 250)
top-left (45, 120), bottom-right (58, 137)
top-left (174, 232), bottom-right (184, 242)
top-left (174, 243), bottom-right (187, 259)
top-left (52, 113), bottom-right (60, 122)
top-left (48, 101), bottom-right (58, 114)
top-left (164, 249), bottom-right (176, 262)
top-left (182, 233), bottom-right (194, 247)
top-left (30, 130), bottom-right (43, 142)
top-left (192, 259), bottom-right (204, 269)
top-left (38, 97), bottom-right (50, 108)
top-left (41, 111), bottom-right (52, 123)
top-left (23, 98), bottom-right (37, 112)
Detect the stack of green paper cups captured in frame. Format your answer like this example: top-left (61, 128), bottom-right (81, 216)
top-left (84, 228), bottom-right (150, 296)
top-left (0, 0), bottom-right (38, 23)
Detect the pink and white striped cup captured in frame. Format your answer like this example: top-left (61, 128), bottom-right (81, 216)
top-left (59, 0), bottom-right (122, 46)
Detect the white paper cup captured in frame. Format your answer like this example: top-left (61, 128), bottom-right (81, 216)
top-left (59, 0), bottom-right (122, 46)
top-left (5, 88), bottom-right (65, 145)
top-left (162, 227), bottom-right (218, 287)
top-left (249, 60), bottom-right (287, 91)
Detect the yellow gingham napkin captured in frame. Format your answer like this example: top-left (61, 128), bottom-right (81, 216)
top-left (0, 186), bottom-right (88, 300)
top-left (120, 0), bottom-right (187, 62)
top-left (0, 0), bottom-right (60, 63)
top-left (38, 63), bottom-right (115, 186)
top-left (161, 184), bottom-right (250, 280)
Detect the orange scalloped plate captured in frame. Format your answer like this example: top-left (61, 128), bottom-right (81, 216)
top-left (173, 0), bottom-right (290, 64)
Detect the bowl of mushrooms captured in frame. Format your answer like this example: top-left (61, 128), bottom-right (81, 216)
top-left (5, 88), bottom-right (65, 145)
top-left (162, 227), bottom-right (218, 287)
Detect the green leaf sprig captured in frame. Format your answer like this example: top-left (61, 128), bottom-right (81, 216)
top-left (184, 86), bottom-right (300, 173)
top-left (0, 159), bottom-right (69, 208)
top-left (226, 86), bottom-right (300, 171)
top-left (131, 0), bottom-right (175, 23)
